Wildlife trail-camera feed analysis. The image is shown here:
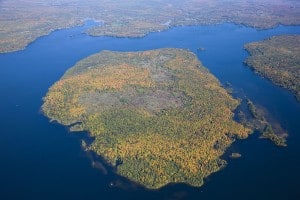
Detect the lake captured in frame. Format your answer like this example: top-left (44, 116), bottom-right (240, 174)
top-left (0, 22), bottom-right (300, 199)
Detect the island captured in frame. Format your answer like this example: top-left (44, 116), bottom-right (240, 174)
top-left (244, 35), bottom-right (300, 101)
top-left (1, 0), bottom-right (300, 53)
top-left (42, 48), bottom-right (250, 189)
top-left (229, 153), bottom-right (242, 159)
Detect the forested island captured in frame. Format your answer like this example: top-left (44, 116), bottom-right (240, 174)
top-left (245, 35), bottom-right (300, 101)
top-left (1, 0), bottom-right (300, 53)
top-left (42, 48), bottom-right (251, 189)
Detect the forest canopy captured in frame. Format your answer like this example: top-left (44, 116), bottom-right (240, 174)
top-left (245, 35), bottom-right (300, 101)
top-left (42, 48), bottom-right (250, 189)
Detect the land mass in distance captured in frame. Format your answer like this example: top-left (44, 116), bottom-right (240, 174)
top-left (245, 35), bottom-right (300, 101)
top-left (42, 48), bottom-right (251, 189)
top-left (1, 0), bottom-right (300, 53)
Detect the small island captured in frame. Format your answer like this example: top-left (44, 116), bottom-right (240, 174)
top-left (244, 35), bottom-right (300, 101)
top-left (229, 153), bottom-right (242, 159)
top-left (42, 48), bottom-right (250, 189)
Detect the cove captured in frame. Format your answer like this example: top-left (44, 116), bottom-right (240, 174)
top-left (0, 22), bottom-right (300, 199)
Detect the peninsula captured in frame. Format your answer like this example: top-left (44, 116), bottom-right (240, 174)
top-left (42, 48), bottom-right (250, 189)
top-left (245, 35), bottom-right (300, 101)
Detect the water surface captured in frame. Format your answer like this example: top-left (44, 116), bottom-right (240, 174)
top-left (0, 22), bottom-right (299, 199)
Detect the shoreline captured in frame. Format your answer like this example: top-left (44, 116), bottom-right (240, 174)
top-left (2, 21), bottom-right (300, 54)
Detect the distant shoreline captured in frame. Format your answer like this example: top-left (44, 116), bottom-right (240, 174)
top-left (1, 0), bottom-right (299, 53)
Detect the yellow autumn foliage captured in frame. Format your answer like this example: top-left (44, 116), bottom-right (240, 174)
top-left (42, 48), bottom-right (251, 189)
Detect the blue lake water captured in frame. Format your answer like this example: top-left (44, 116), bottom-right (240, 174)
top-left (0, 22), bottom-right (300, 199)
